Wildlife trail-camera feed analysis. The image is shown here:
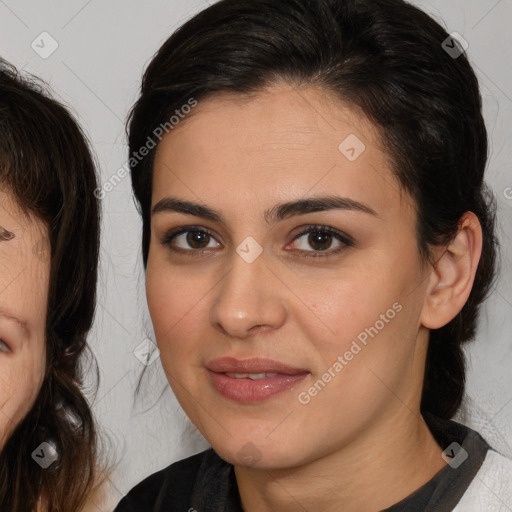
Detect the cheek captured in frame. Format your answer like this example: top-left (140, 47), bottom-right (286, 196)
top-left (0, 355), bottom-right (45, 446)
top-left (298, 259), bottom-right (422, 386)
top-left (146, 267), bottom-right (194, 384)
top-left (146, 257), bottom-right (214, 351)
top-left (290, 268), bottom-right (393, 350)
top-left (146, 261), bottom-right (187, 339)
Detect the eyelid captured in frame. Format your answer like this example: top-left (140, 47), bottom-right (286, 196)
top-left (291, 224), bottom-right (353, 246)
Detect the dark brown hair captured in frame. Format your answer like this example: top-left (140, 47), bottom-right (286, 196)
top-left (127, 0), bottom-right (498, 420)
top-left (0, 61), bottom-right (101, 511)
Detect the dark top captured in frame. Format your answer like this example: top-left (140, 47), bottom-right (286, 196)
top-left (114, 413), bottom-right (490, 511)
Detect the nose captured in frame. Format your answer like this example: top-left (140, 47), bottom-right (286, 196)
top-left (209, 248), bottom-right (287, 339)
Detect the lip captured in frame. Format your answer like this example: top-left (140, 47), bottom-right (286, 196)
top-left (206, 357), bottom-right (309, 403)
top-left (206, 357), bottom-right (309, 375)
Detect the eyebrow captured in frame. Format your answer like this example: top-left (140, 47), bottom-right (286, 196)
top-left (0, 227), bottom-right (15, 241)
top-left (152, 195), bottom-right (378, 224)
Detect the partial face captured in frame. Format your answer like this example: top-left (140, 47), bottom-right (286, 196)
top-left (0, 189), bottom-right (49, 448)
top-left (146, 83), bottom-right (432, 468)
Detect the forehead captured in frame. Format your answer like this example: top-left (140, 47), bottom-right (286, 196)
top-left (152, 83), bottom-right (411, 221)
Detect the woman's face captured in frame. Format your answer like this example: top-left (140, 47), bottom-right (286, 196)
top-left (146, 83), bottom-right (434, 468)
top-left (0, 189), bottom-right (49, 448)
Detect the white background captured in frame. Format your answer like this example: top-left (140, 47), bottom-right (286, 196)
top-left (1, 0), bottom-right (511, 509)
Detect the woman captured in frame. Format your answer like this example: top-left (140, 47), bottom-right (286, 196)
top-left (116, 0), bottom-right (512, 510)
top-left (0, 61), bottom-right (101, 511)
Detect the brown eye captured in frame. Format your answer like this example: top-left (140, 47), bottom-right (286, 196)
top-left (306, 231), bottom-right (334, 251)
top-left (289, 225), bottom-right (353, 258)
top-left (162, 226), bottom-right (221, 254)
top-left (184, 231), bottom-right (212, 249)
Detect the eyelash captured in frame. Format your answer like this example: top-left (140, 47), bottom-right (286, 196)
top-left (161, 224), bottom-right (353, 259)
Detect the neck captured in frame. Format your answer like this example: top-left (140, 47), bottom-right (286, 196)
top-left (234, 409), bottom-right (446, 512)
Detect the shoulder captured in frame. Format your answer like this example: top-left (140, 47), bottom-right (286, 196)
top-left (453, 449), bottom-right (512, 511)
top-left (113, 448), bottom-right (215, 512)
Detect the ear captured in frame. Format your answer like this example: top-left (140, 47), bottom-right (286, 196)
top-left (421, 212), bottom-right (483, 329)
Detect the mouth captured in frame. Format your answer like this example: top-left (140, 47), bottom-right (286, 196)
top-left (206, 357), bottom-right (310, 403)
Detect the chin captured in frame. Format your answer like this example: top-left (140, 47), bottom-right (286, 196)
top-left (211, 436), bottom-right (307, 470)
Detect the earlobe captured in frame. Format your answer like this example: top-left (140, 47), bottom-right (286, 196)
top-left (421, 212), bottom-right (483, 330)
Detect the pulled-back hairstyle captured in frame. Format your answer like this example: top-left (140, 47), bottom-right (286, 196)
top-left (127, 0), bottom-right (498, 420)
top-left (0, 61), bottom-right (100, 511)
